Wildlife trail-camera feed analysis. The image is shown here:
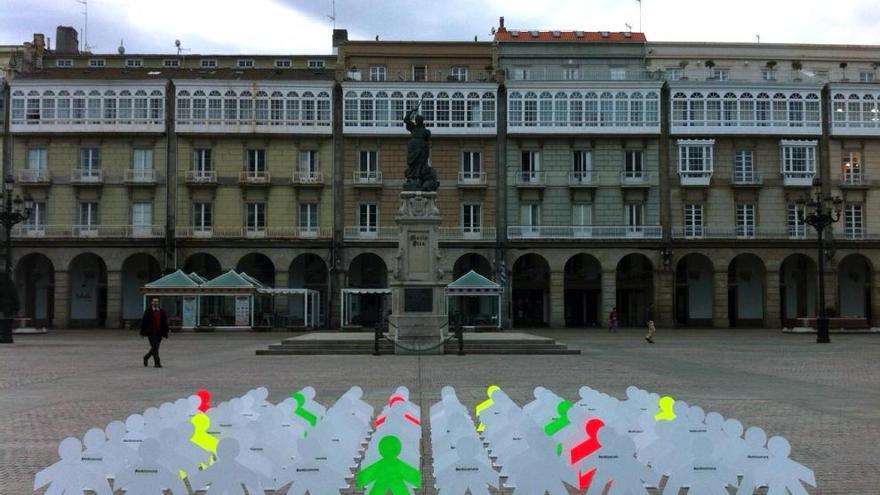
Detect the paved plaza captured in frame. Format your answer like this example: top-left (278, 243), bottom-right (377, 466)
top-left (2, 328), bottom-right (878, 494)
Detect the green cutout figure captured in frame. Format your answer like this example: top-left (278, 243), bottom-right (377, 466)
top-left (357, 435), bottom-right (421, 495)
top-left (544, 400), bottom-right (574, 456)
top-left (292, 391), bottom-right (318, 427)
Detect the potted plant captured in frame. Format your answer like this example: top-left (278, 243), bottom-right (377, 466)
top-left (0, 272), bottom-right (20, 344)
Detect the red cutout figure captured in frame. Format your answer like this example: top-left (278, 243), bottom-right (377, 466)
top-left (196, 389), bottom-right (212, 412)
top-left (570, 418), bottom-right (606, 490)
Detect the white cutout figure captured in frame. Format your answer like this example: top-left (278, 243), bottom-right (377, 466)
top-left (155, 427), bottom-right (202, 479)
top-left (34, 437), bottom-right (112, 495)
top-left (102, 420), bottom-right (137, 479)
top-left (122, 414), bottom-right (147, 451)
top-left (746, 436), bottom-right (816, 495)
top-left (188, 438), bottom-right (267, 495)
top-left (435, 435), bottom-right (499, 495)
top-left (577, 428), bottom-right (659, 495)
top-left (734, 426), bottom-right (771, 494)
top-left (277, 436), bottom-right (350, 495)
top-left (79, 427), bottom-right (110, 479)
top-left (718, 418), bottom-right (747, 474)
top-left (504, 426), bottom-right (576, 494)
top-left (662, 437), bottom-right (737, 495)
top-left (113, 438), bottom-right (187, 495)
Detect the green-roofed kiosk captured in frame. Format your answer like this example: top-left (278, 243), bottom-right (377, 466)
top-left (141, 270), bottom-right (203, 328)
top-left (445, 270), bottom-right (503, 329)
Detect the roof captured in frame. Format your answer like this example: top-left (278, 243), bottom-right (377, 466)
top-left (144, 270), bottom-right (201, 289)
top-left (495, 29), bottom-right (646, 43)
top-left (447, 270), bottom-right (503, 294)
top-left (188, 272), bottom-right (208, 284)
top-left (14, 68), bottom-right (335, 82)
top-left (202, 270), bottom-right (258, 289)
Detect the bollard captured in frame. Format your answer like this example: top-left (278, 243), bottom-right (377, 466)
top-left (456, 323), bottom-right (464, 356)
top-left (373, 324), bottom-right (381, 356)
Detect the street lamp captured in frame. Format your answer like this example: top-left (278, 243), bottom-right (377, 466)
top-left (1, 174), bottom-right (33, 275)
top-left (798, 191), bottom-right (842, 344)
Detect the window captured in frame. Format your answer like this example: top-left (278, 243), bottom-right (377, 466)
top-left (163, 59), bottom-right (180, 68)
top-left (89, 59), bottom-right (105, 68)
top-left (237, 59), bottom-right (255, 68)
top-left (624, 150), bottom-right (644, 178)
top-left (845, 204), bottom-right (864, 239)
top-left (572, 150), bottom-right (592, 182)
top-left (711, 68), bottom-right (729, 81)
top-left (461, 151), bottom-right (481, 180)
top-left (132, 148), bottom-right (153, 179)
top-left (572, 203), bottom-right (592, 231)
top-left (626, 203), bottom-right (644, 234)
top-left (450, 66), bottom-right (468, 82)
top-left (677, 140), bottom-right (714, 178)
top-left (25, 202), bottom-right (46, 233)
top-left (666, 68), bottom-right (682, 81)
top-left (521, 204), bottom-right (541, 235)
top-left (788, 204), bottom-right (806, 238)
top-left (610, 68), bottom-right (626, 80)
top-left (193, 149), bottom-right (212, 174)
top-left (842, 151), bottom-right (862, 184)
top-left (307, 59), bottom-right (325, 69)
top-left (736, 204), bottom-right (755, 238)
top-left (131, 203), bottom-right (153, 236)
top-left (80, 147), bottom-right (100, 177)
top-left (56, 59), bottom-right (73, 68)
top-left (346, 68), bottom-right (362, 81)
top-left (780, 141), bottom-right (817, 178)
top-left (412, 65), bottom-right (428, 81)
top-left (462, 204), bottom-right (482, 235)
top-left (246, 149), bottom-right (266, 174)
top-left (684, 204), bottom-right (703, 238)
top-left (274, 59), bottom-right (292, 68)
top-left (734, 150), bottom-right (755, 183)
top-left (562, 67), bottom-right (579, 80)
top-left (358, 150), bottom-right (379, 180)
top-left (358, 203), bottom-right (378, 234)
top-left (193, 203), bottom-right (212, 231)
top-left (79, 202), bottom-right (99, 229)
top-left (299, 150), bottom-right (319, 179)
top-left (125, 59), bottom-right (144, 68)
top-left (26, 148), bottom-right (47, 170)
top-left (859, 71), bottom-right (875, 83)
top-left (200, 59), bottom-right (217, 68)
top-left (761, 69), bottom-right (777, 81)
top-left (299, 203), bottom-right (319, 235)
top-left (245, 203), bottom-right (266, 233)
top-left (369, 66), bottom-right (386, 81)
top-left (521, 150), bottom-right (540, 182)
top-left (511, 67), bottom-right (529, 80)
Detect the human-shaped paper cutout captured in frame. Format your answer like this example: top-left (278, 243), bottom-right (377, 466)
top-left (475, 385), bottom-right (500, 432)
top-left (277, 436), bottom-right (350, 495)
top-left (578, 428), bottom-right (659, 495)
top-left (662, 437), bottom-right (737, 495)
top-left (654, 396), bottom-right (676, 421)
top-left (188, 438), bottom-right (267, 494)
top-left (113, 438), bottom-right (187, 495)
top-left (33, 437), bottom-right (113, 495)
top-left (196, 388), bottom-right (212, 412)
top-left (79, 427), bottom-right (109, 479)
top-left (570, 417), bottom-right (606, 490)
top-left (357, 435), bottom-right (421, 495)
top-left (434, 435), bottom-right (499, 495)
top-left (504, 426), bottom-right (576, 494)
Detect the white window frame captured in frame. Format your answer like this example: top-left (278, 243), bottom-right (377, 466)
top-left (734, 150), bottom-right (756, 183)
top-left (562, 66), bottom-right (579, 80)
top-left (200, 59), bottom-right (217, 68)
top-left (358, 203), bottom-right (378, 235)
top-left (56, 59), bottom-right (73, 68)
top-left (462, 203), bottom-right (482, 236)
top-left (624, 149), bottom-right (644, 178)
top-left (78, 202), bottom-right (99, 231)
top-left (711, 68), bottom-right (730, 81)
top-left (684, 204), bottom-right (704, 238)
top-left (842, 151), bottom-right (862, 184)
top-left (369, 66), bottom-right (386, 81)
top-left (88, 59), bottom-right (105, 68)
top-left (572, 150), bottom-right (593, 182)
top-left (412, 64), bottom-right (428, 81)
top-left (520, 204), bottom-right (541, 236)
top-left (307, 59), bottom-right (325, 69)
top-left (193, 148), bottom-right (212, 175)
top-left (298, 150), bottom-right (320, 180)
top-left (299, 203), bottom-right (319, 236)
top-left (461, 151), bottom-right (482, 181)
top-left (511, 67), bottom-right (529, 81)
top-left (859, 71), bottom-right (875, 83)
top-left (132, 148), bottom-right (153, 181)
top-left (193, 202), bottom-right (212, 232)
top-left (246, 149), bottom-right (267, 174)
top-left (125, 59), bottom-right (144, 68)
top-left (521, 150), bottom-right (541, 183)
top-left (358, 150), bottom-right (379, 180)
top-left (79, 147), bottom-right (101, 178)
top-left (25, 201), bottom-right (47, 234)
top-left (761, 69), bottom-right (777, 81)
top-left (779, 140), bottom-right (817, 179)
top-left (625, 203), bottom-right (644, 236)
top-left (572, 203), bottom-right (593, 237)
top-left (677, 139), bottom-right (714, 180)
top-left (237, 59), bottom-right (255, 69)
top-left (609, 67), bottom-right (626, 81)
top-left (845, 204), bottom-right (864, 239)
top-left (245, 202), bottom-right (266, 234)
top-left (163, 59), bottom-right (180, 68)
top-left (26, 148), bottom-right (48, 171)
top-left (788, 204), bottom-right (807, 238)
top-left (274, 59), bottom-right (292, 68)
top-left (131, 202), bottom-right (153, 236)
top-left (450, 66), bottom-right (468, 82)
top-left (666, 68), bottom-right (683, 81)
top-left (735, 203), bottom-right (755, 238)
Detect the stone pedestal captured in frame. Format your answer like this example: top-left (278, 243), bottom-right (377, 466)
top-left (389, 191), bottom-right (448, 354)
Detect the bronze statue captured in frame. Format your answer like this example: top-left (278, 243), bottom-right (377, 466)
top-left (403, 106), bottom-right (439, 191)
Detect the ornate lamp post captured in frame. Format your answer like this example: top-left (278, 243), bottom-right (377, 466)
top-left (1, 175), bottom-right (33, 275)
top-left (798, 191), bottom-right (842, 344)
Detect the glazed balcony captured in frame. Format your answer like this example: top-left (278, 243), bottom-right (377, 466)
top-left (508, 225), bottom-right (662, 240)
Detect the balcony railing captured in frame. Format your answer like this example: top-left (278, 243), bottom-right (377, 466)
top-left (353, 170), bottom-right (383, 185)
top-left (19, 169), bottom-right (51, 184)
top-left (343, 226), bottom-right (399, 240)
top-left (732, 171), bottom-right (762, 186)
top-left (71, 169), bottom-right (103, 184)
top-left (438, 227), bottom-right (497, 241)
top-left (619, 171), bottom-right (653, 187)
top-left (292, 170), bottom-right (324, 185)
top-left (185, 170), bottom-right (217, 184)
top-left (346, 69), bottom-right (494, 83)
top-left (11, 224), bottom-right (163, 238)
top-left (457, 172), bottom-right (488, 187)
top-left (568, 171), bottom-right (597, 186)
top-left (513, 171), bottom-right (545, 187)
top-left (679, 170), bottom-right (713, 186)
top-left (175, 226), bottom-right (331, 239)
top-left (671, 227), bottom-right (819, 240)
top-left (781, 171), bottom-right (815, 187)
top-left (840, 171), bottom-right (866, 187)
top-left (239, 170), bottom-right (271, 185)
top-left (505, 67), bottom-right (660, 82)
top-left (124, 168), bottom-right (156, 184)
top-left (508, 225), bottom-right (662, 239)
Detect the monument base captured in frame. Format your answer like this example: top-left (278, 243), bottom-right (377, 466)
top-left (389, 314), bottom-right (448, 355)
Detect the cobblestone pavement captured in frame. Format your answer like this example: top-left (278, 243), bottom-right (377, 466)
top-left (2, 328), bottom-right (878, 495)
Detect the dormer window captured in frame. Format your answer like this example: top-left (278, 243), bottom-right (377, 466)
top-left (510, 30), bottom-right (520, 37)
top-left (529, 30), bottom-right (539, 37)
top-left (575, 31), bottom-right (584, 37)
top-left (599, 31), bottom-right (610, 38)
top-left (552, 30), bottom-right (561, 38)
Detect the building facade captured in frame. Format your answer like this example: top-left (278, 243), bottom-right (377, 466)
top-left (3, 24), bottom-right (880, 330)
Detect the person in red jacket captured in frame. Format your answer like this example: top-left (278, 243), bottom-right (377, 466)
top-left (140, 297), bottom-right (169, 368)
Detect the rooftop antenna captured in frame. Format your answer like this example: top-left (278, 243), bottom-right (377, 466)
top-left (117, 39), bottom-right (125, 55)
top-left (625, 23), bottom-right (632, 32)
top-left (636, 0), bottom-right (642, 32)
top-left (76, 0), bottom-right (91, 52)
top-left (755, 34), bottom-right (760, 43)
top-left (327, 0), bottom-right (336, 29)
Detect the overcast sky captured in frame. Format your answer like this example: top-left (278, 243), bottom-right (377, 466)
top-left (1, 0), bottom-right (878, 55)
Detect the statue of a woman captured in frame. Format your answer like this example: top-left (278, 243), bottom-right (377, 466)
top-left (403, 107), bottom-right (438, 191)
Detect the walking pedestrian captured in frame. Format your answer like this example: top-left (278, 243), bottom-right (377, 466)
top-left (645, 302), bottom-right (655, 343)
top-left (608, 306), bottom-right (619, 332)
top-left (141, 297), bottom-right (169, 368)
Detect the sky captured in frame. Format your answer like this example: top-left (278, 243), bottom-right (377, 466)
top-left (0, 0), bottom-right (878, 55)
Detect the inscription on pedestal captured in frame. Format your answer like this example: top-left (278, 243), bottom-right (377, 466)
top-left (407, 232), bottom-right (430, 275)
top-left (404, 288), bottom-right (433, 313)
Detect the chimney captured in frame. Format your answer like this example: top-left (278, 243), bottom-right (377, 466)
top-left (498, 16), bottom-right (506, 32)
top-left (332, 29), bottom-right (348, 48)
top-left (55, 26), bottom-right (79, 55)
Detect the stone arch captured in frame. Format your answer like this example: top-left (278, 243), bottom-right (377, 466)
top-left (68, 253), bottom-right (108, 328)
top-left (289, 254), bottom-right (329, 326)
top-left (616, 253), bottom-right (654, 327)
top-left (121, 253), bottom-right (162, 322)
top-left (452, 253), bottom-right (492, 279)
top-left (511, 253), bottom-right (550, 327)
top-left (14, 253), bottom-right (55, 327)
top-left (780, 254), bottom-right (818, 325)
top-left (674, 253), bottom-right (714, 326)
top-left (236, 253), bottom-right (275, 287)
top-left (837, 254), bottom-right (872, 319)
top-left (182, 253), bottom-right (222, 279)
top-left (346, 253), bottom-right (389, 328)
top-left (727, 253), bottom-right (766, 327)
top-left (563, 253), bottom-right (602, 328)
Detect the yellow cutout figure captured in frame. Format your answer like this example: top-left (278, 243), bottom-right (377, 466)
top-left (190, 412), bottom-right (218, 469)
top-left (475, 385), bottom-right (501, 432)
top-left (654, 396), bottom-right (677, 421)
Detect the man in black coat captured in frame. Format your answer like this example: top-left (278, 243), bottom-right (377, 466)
top-left (140, 297), bottom-right (169, 368)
